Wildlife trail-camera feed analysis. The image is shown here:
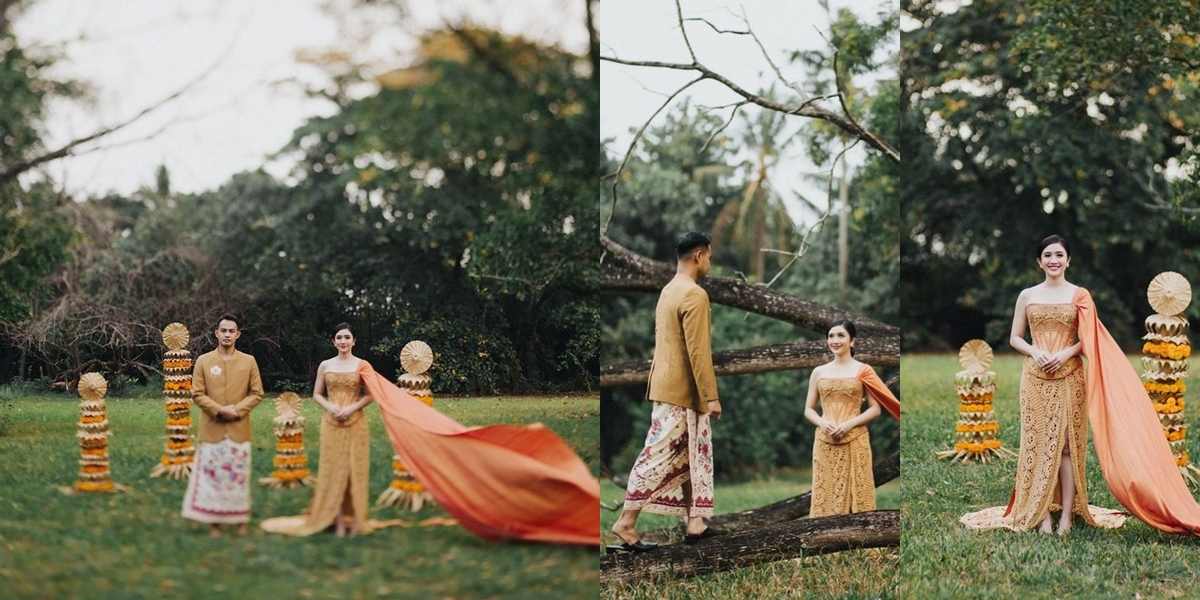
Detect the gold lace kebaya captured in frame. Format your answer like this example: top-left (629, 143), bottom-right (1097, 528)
top-left (811, 377), bottom-right (875, 517)
top-left (260, 371), bottom-right (373, 536)
top-left (961, 303), bottom-right (1124, 530)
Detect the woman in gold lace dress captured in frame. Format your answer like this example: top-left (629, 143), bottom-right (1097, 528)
top-left (803, 320), bottom-right (900, 517)
top-left (960, 235), bottom-right (1125, 534)
top-left (261, 323), bottom-right (375, 537)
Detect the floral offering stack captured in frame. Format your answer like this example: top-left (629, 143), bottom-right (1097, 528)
top-left (937, 340), bottom-right (1016, 463)
top-left (74, 373), bottom-right (117, 492)
top-left (150, 323), bottom-right (196, 478)
top-left (1141, 272), bottom-right (1200, 485)
top-left (260, 392), bottom-right (315, 488)
top-left (377, 341), bottom-right (437, 511)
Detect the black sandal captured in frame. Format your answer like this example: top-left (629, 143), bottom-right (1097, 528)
top-left (684, 527), bottom-right (721, 545)
top-left (606, 540), bottom-right (659, 554)
top-left (605, 532), bottom-right (658, 554)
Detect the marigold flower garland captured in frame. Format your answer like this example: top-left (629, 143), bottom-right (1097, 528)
top-left (376, 341), bottom-right (437, 511)
top-left (71, 373), bottom-right (121, 493)
top-left (259, 392), bottom-right (314, 488)
top-left (150, 323), bottom-right (196, 478)
top-left (1141, 275), bottom-right (1200, 486)
top-left (937, 340), bottom-right (1016, 463)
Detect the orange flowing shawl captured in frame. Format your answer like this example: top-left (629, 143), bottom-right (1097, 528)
top-left (1075, 287), bottom-right (1200, 535)
top-left (858, 364), bottom-right (900, 421)
top-left (357, 361), bottom-right (600, 545)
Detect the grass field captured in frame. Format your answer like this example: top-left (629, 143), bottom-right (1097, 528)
top-left (0, 385), bottom-right (599, 599)
top-left (901, 354), bottom-right (1200, 599)
top-left (600, 462), bottom-right (900, 598)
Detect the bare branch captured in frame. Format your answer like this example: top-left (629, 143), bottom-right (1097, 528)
top-left (682, 17), bottom-right (749, 36)
top-left (741, 8), bottom-right (810, 102)
top-left (819, 27), bottom-right (870, 149)
top-left (699, 100), bottom-right (749, 153)
top-left (0, 14), bottom-right (247, 185)
top-left (601, 75), bottom-right (705, 235)
top-left (674, 0), bottom-right (698, 62)
top-left (761, 139), bottom-right (859, 288)
top-left (600, 55), bottom-right (898, 163)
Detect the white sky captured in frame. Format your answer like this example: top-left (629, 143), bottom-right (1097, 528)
top-left (599, 0), bottom-right (896, 225)
top-left (12, 0), bottom-right (588, 197)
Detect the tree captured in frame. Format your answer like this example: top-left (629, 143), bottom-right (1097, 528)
top-left (283, 26), bottom-right (598, 392)
top-left (600, 2), bottom-right (901, 476)
top-left (3, 19), bottom-right (599, 396)
top-left (601, 510), bottom-right (899, 584)
top-left (0, 7), bottom-right (81, 379)
top-left (901, 0), bottom-right (1200, 350)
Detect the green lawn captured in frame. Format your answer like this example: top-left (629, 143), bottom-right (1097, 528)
top-left (600, 463), bottom-right (900, 598)
top-left (901, 354), bottom-right (1200, 599)
top-left (0, 388), bottom-right (599, 599)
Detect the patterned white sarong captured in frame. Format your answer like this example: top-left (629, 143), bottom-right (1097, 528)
top-left (622, 402), bottom-right (714, 517)
top-left (181, 438), bottom-right (252, 524)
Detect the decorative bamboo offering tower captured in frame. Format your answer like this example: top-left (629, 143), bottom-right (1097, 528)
top-left (376, 340), bottom-right (437, 511)
top-left (74, 373), bottom-right (117, 492)
top-left (260, 392), bottom-right (315, 488)
top-left (1140, 271), bottom-right (1200, 486)
top-left (150, 323), bottom-right (196, 478)
top-left (937, 340), bottom-right (1016, 463)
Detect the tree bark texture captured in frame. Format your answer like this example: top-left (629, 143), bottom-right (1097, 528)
top-left (601, 338), bottom-right (899, 388)
top-left (600, 235), bottom-right (899, 338)
top-left (601, 510), bottom-right (899, 584)
top-left (633, 449), bottom-right (900, 543)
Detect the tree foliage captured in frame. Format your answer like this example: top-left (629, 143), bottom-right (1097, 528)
top-left (901, 0), bottom-right (1200, 350)
top-left (1, 19), bottom-right (598, 396)
top-left (0, 10), bottom-right (81, 376)
top-left (601, 5), bottom-right (900, 476)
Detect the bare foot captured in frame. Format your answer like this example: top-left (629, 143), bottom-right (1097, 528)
top-left (1056, 516), bottom-right (1072, 536)
top-left (1038, 515), bottom-right (1053, 534)
top-left (335, 515), bottom-right (348, 538)
top-left (209, 525), bottom-right (222, 538)
top-left (235, 523), bottom-right (249, 537)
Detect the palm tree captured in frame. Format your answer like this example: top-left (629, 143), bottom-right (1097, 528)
top-left (710, 87), bottom-right (799, 282)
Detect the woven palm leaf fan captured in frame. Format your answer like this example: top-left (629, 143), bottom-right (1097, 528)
top-left (162, 323), bottom-right (190, 351)
top-left (958, 339), bottom-right (994, 372)
top-left (78, 372), bottom-right (108, 402)
top-left (400, 341), bottom-right (434, 375)
top-left (276, 392), bottom-right (303, 421)
top-left (1148, 272), bottom-right (1192, 316)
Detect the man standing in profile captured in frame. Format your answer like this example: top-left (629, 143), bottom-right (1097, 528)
top-left (182, 313), bottom-right (264, 537)
top-left (608, 231), bottom-right (721, 553)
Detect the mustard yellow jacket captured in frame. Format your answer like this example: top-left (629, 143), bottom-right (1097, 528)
top-left (647, 275), bottom-right (719, 413)
top-left (192, 349), bottom-right (264, 443)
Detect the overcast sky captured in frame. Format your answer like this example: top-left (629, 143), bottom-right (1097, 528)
top-left (600, 0), bottom-right (895, 224)
top-left (13, 0), bottom-right (588, 197)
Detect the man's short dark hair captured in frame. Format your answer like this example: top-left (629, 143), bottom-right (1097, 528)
top-left (675, 231), bottom-right (712, 259)
top-left (215, 313), bottom-right (240, 330)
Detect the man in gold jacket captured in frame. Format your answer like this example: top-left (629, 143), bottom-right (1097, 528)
top-left (608, 232), bottom-right (721, 554)
top-left (181, 313), bottom-right (264, 537)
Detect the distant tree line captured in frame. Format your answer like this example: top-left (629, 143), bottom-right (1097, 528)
top-left (0, 15), bottom-right (599, 394)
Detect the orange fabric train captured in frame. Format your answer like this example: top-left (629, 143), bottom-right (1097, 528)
top-left (858, 364), bottom-right (900, 421)
top-left (1075, 287), bottom-right (1200, 535)
top-left (357, 361), bottom-right (600, 545)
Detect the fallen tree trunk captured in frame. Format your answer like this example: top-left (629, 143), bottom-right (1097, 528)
top-left (600, 234), bottom-right (899, 338)
top-left (601, 338), bottom-right (899, 388)
top-left (601, 510), bottom-right (899, 584)
top-left (634, 450), bottom-right (900, 543)
top-left (625, 376), bottom-right (900, 542)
